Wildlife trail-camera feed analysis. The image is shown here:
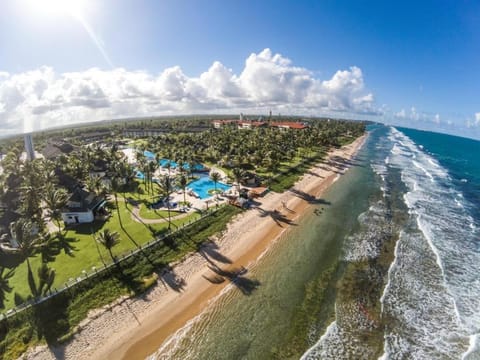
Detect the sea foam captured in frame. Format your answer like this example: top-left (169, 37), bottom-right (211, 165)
top-left (380, 127), bottom-right (480, 359)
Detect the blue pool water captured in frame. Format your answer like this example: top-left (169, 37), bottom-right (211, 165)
top-left (183, 163), bottom-right (205, 171)
top-left (187, 176), bottom-right (231, 199)
top-left (143, 150), bottom-right (156, 159)
top-left (159, 158), bottom-right (205, 171)
top-left (159, 158), bottom-right (177, 168)
top-left (142, 150), bottom-right (205, 171)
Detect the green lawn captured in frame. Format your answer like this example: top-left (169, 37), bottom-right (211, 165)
top-left (138, 204), bottom-right (184, 220)
top-left (0, 205), bottom-right (243, 360)
top-left (1, 199), bottom-right (203, 311)
top-left (123, 181), bottom-right (159, 202)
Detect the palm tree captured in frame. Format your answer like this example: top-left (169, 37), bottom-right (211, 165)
top-left (232, 168), bottom-right (244, 194)
top-left (0, 267), bottom-right (14, 309)
top-left (108, 155), bottom-right (130, 228)
top-left (19, 183), bottom-right (43, 223)
top-left (136, 150), bottom-right (148, 194)
top-left (19, 160), bottom-right (46, 225)
top-left (210, 171), bottom-right (221, 193)
top-left (156, 175), bottom-right (174, 229)
top-left (43, 184), bottom-right (69, 236)
top-left (178, 174), bottom-right (188, 205)
top-left (115, 158), bottom-right (135, 205)
top-left (85, 176), bottom-right (103, 195)
top-left (95, 229), bottom-right (120, 262)
top-left (164, 161), bottom-right (171, 176)
top-left (110, 175), bottom-right (123, 228)
top-left (11, 219), bottom-right (46, 298)
top-left (11, 219), bottom-right (45, 267)
top-left (186, 155), bottom-right (195, 179)
top-left (148, 160), bottom-right (158, 196)
top-left (38, 158), bottom-right (57, 186)
top-left (1, 150), bottom-right (22, 175)
top-left (177, 159), bottom-right (185, 175)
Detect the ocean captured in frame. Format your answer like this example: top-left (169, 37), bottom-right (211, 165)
top-left (149, 125), bottom-right (480, 360)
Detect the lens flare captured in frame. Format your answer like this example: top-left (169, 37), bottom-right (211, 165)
top-left (28, 0), bottom-right (88, 18)
top-left (24, 0), bottom-right (114, 68)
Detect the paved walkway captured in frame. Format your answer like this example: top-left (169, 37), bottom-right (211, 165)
top-left (128, 204), bottom-right (192, 224)
top-left (116, 195), bottom-right (224, 225)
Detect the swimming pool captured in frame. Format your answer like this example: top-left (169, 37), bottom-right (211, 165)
top-left (142, 151), bottom-right (205, 171)
top-left (143, 150), bottom-right (156, 159)
top-left (187, 176), bottom-right (231, 199)
top-left (159, 158), bottom-right (205, 171)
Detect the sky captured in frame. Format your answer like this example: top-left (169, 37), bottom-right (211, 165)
top-left (0, 0), bottom-right (479, 139)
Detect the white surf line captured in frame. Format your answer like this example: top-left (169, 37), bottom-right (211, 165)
top-left (379, 230), bottom-right (402, 313)
top-left (461, 333), bottom-right (480, 360)
top-left (300, 320), bottom-right (337, 360)
top-left (376, 220), bottom-right (404, 360)
top-left (409, 195), bottom-right (465, 328)
top-left (394, 128), bottom-right (465, 328)
top-left (377, 351), bottom-right (389, 360)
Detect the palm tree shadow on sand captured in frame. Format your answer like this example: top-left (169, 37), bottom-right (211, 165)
top-left (253, 206), bottom-right (298, 228)
top-left (203, 263), bottom-right (260, 295)
top-left (289, 188), bottom-right (332, 206)
top-left (157, 265), bottom-right (186, 292)
top-left (197, 240), bottom-right (232, 265)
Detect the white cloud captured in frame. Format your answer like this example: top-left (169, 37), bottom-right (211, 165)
top-left (466, 113), bottom-right (480, 128)
top-left (0, 48), bottom-right (377, 134)
top-left (395, 109), bottom-right (406, 118)
top-left (389, 108), bottom-right (480, 140)
top-left (239, 48), bottom-right (313, 104)
top-left (394, 106), bottom-right (441, 124)
top-left (410, 107), bottom-right (419, 121)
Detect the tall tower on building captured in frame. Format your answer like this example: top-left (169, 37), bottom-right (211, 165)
top-left (24, 133), bottom-right (35, 161)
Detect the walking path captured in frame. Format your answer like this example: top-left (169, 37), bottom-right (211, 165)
top-left (115, 195), bottom-right (226, 225)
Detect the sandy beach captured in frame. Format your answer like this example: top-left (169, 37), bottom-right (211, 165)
top-left (23, 135), bottom-right (366, 360)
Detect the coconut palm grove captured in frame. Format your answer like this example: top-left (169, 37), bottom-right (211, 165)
top-left (0, 115), bottom-right (365, 358)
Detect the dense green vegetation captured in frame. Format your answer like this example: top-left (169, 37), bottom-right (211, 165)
top-left (140, 119), bottom-right (363, 181)
top-left (0, 205), bottom-right (242, 360)
top-left (268, 149), bottom-right (327, 193)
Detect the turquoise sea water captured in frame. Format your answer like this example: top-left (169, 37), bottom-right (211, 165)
top-left (149, 125), bottom-right (480, 359)
top-left (398, 127), bottom-right (480, 219)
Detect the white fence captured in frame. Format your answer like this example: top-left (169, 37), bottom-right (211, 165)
top-left (1, 206), bottom-right (224, 320)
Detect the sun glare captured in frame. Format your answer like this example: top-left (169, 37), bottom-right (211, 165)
top-left (27, 0), bottom-right (88, 19)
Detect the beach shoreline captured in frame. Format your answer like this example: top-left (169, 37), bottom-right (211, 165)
top-left (24, 134), bottom-right (366, 360)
